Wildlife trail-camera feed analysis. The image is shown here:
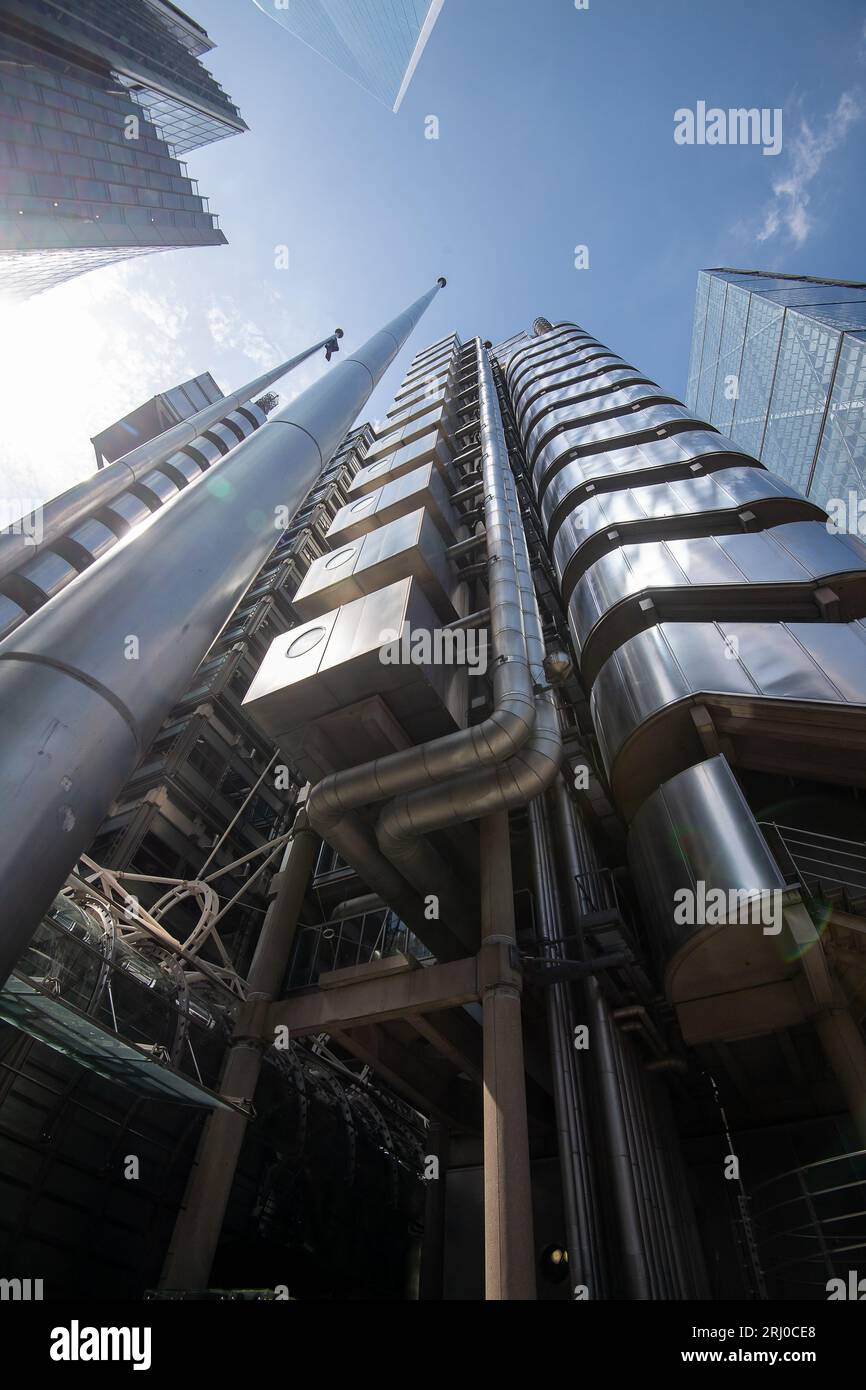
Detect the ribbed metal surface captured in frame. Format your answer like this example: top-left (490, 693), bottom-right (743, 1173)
top-left (506, 319), bottom-right (866, 844)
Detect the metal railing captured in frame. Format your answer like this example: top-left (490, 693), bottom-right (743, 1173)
top-left (759, 821), bottom-right (866, 908)
top-left (749, 1148), bottom-right (866, 1295)
top-left (286, 909), bottom-right (433, 992)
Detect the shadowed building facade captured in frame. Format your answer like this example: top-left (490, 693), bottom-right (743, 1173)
top-left (0, 0), bottom-right (246, 299)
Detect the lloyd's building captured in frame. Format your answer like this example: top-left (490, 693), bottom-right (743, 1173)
top-left (1, 282), bottom-right (866, 1301)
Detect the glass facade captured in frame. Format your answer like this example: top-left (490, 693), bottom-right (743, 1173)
top-left (687, 269), bottom-right (866, 509)
top-left (0, 1), bottom-right (246, 299)
top-left (255, 0), bottom-right (444, 111)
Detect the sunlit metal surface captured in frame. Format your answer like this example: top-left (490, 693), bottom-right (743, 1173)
top-left (536, 429), bottom-right (756, 518)
top-left (550, 467), bottom-right (827, 601)
top-left (326, 462), bottom-right (456, 544)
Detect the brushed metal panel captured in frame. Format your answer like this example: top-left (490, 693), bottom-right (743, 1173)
top-left (184, 437), bottom-right (223, 467)
top-left (16, 549), bottom-right (83, 599)
top-left (534, 426), bottom-right (753, 504)
top-left (0, 595), bottom-right (27, 642)
top-left (720, 622), bottom-right (847, 702)
top-left (163, 450), bottom-right (206, 484)
top-left (520, 368), bottom-right (651, 434)
top-left (363, 402), bottom-right (454, 465)
top-left (293, 506), bottom-right (456, 620)
top-left (628, 756), bottom-right (788, 970)
top-left (137, 469), bottom-right (180, 505)
top-left (767, 519), bottom-right (866, 575)
top-left (348, 430), bottom-right (452, 497)
top-left (385, 387), bottom-right (450, 430)
top-left (508, 337), bottom-right (600, 393)
top-left (67, 516), bottom-right (119, 562)
top-left (526, 383), bottom-right (675, 462)
top-left (243, 577), bottom-right (467, 752)
top-left (205, 422), bottom-right (243, 453)
top-left (326, 462), bottom-right (456, 544)
top-left (103, 491), bottom-right (154, 528)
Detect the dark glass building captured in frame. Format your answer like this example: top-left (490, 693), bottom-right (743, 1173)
top-left (687, 269), bottom-right (866, 510)
top-left (0, 0), bottom-right (247, 300)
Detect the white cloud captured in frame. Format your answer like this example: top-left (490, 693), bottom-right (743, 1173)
top-left (206, 297), bottom-right (280, 371)
top-left (0, 263), bottom-right (196, 507)
top-left (756, 91), bottom-right (862, 245)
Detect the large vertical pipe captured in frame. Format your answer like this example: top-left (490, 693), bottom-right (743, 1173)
top-left (551, 777), bottom-right (652, 1300)
top-left (0, 332), bottom-right (344, 578)
top-left (480, 811), bottom-right (536, 1300)
top-left (527, 796), bottom-right (601, 1296)
top-left (159, 805), bottom-right (319, 1291)
top-left (0, 279), bottom-right (446, 984)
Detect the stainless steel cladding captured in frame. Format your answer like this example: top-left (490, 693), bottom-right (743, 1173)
top-left (505, 319), bottom-right (866, 969)
top-left (242, 576), bottom-right (468, 786)
top-left (627, 756), bottom-right (799, 1045)
top-left (326, 462), bottom-right (457, 544)
top-left (292, 507), bottom-right (459, 620)
top-left (347, 428), bottom-right (453, 497)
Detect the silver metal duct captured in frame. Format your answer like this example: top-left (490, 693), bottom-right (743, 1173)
top-left (0, 332), bottom-right (344, 581)
top-left (374, 350), bottom-right (562, 927)
top-left (549, 775), bottom-right (651, 1300)
top-left (527, 793), bottom-right (604, 1296)
top-left (305, 337), bottom-right (540, 833)
top-left (0, 279), bottom-right (446, 983)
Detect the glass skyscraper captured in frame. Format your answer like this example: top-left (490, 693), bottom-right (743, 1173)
top-left (686, 269), bottom-right (866, 509)
top-left (253, 0), bottom-right (444, 111)
top-left (0, 0), bottom-right (247, 300)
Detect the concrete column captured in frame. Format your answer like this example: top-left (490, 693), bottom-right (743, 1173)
top-left (159, 807), bottom-right (318, 1291)
top-left (815, 1007), bottom-right (866, 1145)
top-left (785, 902), bottom-right (866, 1146)
top-left (479, 811), bottom-right (536, 1300)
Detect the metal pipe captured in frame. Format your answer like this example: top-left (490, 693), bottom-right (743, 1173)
top-left (306, 338), bottom-right (538, 834)
top-left (375, 359), bottom-right (562, 913)
top-left (613, 1026), bottom-right (671, 1297)
top-left (0, 332), bottom-right (344, 579)
top-left (550, 776), bottom-right (652, 1300)
top-left (527, 795), bottom-right (601, 1296)
top-left (0, 279), bottom-right (446, 984)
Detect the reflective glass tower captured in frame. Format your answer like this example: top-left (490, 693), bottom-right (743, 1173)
top-left (0, 0), bottom-right (247, 300)
top-left (686, 269), bottom-right (866, 509)
top-left (253, 0), bottom-right (444, 110)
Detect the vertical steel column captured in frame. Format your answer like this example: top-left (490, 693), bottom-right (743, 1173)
top-left (159, 805), bottom-right (319, 1291)
top-left (527, 796), bottom-right (602, 1296)
top-left (479, 810), bottom-right (536, 1300)
top-left (551, 777), bottom-right (652, 1300)
top-left (0, 279), bottom-right (446, 984)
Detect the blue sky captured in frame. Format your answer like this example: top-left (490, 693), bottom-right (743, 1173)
top-left (2, 0), bottom-right (865, 505)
